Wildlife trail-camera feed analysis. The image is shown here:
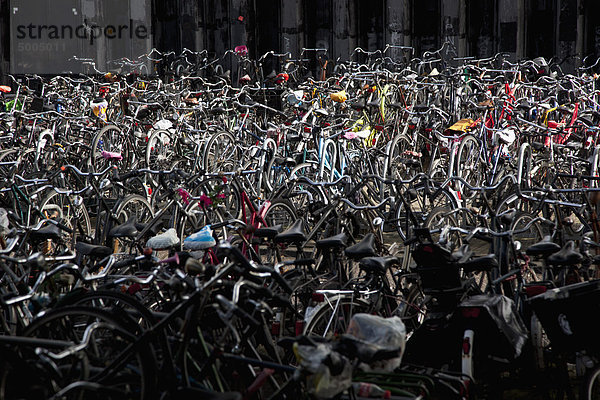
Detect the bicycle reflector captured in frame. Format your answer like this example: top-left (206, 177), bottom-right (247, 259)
top-left (461, 307), bottom-right (481, 318)
top-left (524, 285), bottom-right (548, 297)
top-left (312, 293), bottom-right (325, 302)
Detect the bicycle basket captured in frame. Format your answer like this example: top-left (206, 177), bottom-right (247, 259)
top-left (412, 241), bottom-right (462, 291)
top-left (528, 279), bottom-right (600, 355)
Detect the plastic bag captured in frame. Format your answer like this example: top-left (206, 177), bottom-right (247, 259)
top-left (346, 313), bottom-right (406, 372)
top-left (330, 90), bottom-right (347, 103)
top-left (294, 342), bottom-right (352, 399)
top-left (0, 208), bottom-right (8, 235)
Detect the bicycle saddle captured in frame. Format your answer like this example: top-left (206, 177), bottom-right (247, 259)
top-left (547, 240), bottom-right (583, 266)
top-left (75, 242), bottom-right (112, 259)
top-left (451, 244), bottom-right (473, 263)
top-left (316, 232), bottom-right (348, 250)
top-left (349, 98), bottom-right (366, 111)
top-left (358, 256), bottom-right (400, 275)
top-left (344, 233), bottom-right (377, 260)
top-left (459, 254), bottom-right (498, 273)
top-left (30, 222), bottom-right (62, 242)
top-left (367, 98), bottom-right (381, 108)
top-left (500, 210), bottom-right (517, 226)
top-left (274, 219), bottom-right (307, 244)
top-left (108, 217), bottom-right (139, 238)
top-left (526, 235), bottom-right (561, 257)
top-left (254, 224), bottom-right (282, 239)
top-left (146, 228), bottom-right (180, 250)
top-left (389, 101), bottom-right (404, 109)
top-left (413, 104), bottom-right (429, 113)
top-left (209, 107), bottom-right (227, 115)
top-left (273, 156), bottom-right (296, 167)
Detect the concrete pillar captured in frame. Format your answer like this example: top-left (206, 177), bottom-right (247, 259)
top-left (280, 0), bottom-right (303, 58)
top-left (576, 0), bottom-right (584, 66)
top-left (557, 0), bottom-right (577, 73)
top-left (458, 0), bottom-right (467, 57)
top-left (516, 0), bottom-right (525, 59)
top-left (498, 0), bottom-right (518, 60)
top-left (442, 0), bottom-right (459, 59)
top-left (402, 0), bottom-right (412, 49)
top-left (332, 0), bottom-right (351, 61)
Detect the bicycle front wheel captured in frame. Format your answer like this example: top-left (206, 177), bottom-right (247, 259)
top-left (584, 364), bottom-right (600, 400)
top-left (303, 296), bottom-right (372, 339)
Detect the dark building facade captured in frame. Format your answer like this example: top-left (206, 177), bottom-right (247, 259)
top-left (1, 0), bottom-right (599, 75)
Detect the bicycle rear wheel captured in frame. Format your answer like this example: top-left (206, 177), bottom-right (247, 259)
top-left (303, 296), bottom-right (372, 339)
top-left (583, 364), bottom-right (600, 400)
top-left (6, 306), bottom-right (157, 400)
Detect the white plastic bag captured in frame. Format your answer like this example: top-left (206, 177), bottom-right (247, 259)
top-left (346, 313), bottom-right (407, 372)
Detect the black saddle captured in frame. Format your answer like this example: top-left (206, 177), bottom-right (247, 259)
top-left (316, 232), bottom-right (348, 250)
top-left (109, 217), bottom-right (139, 239)
top-left (547, 241), bottom-right (583, 266)
top-left (344, 233), bottom-right (377, 259)
top-left (274, 220), bottom-right (307, 244)
top-left (526, 236), bottom-right (561, 257)
top-left (255, 224), bottom-right (283, 239)
top-left (75, 242), bottom-right (112, 259)
top-left (359, 256), bottom-right (400, 275)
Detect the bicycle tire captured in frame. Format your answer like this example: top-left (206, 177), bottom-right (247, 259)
top-left (16, 306), bottom-right (157, 400)
top-left (38, 188), bottom-right (93, 249)
top-left (455, 134), bottom-right (484, 198)
top-left (583, 364), bottom-right (600, 400)
top-left (517, 142), bottom-right (532, 189)
top-left (90, 124), bottom-right (131, 172)
top-left (394, 182), bottom-right (459, 241)
top-left (303, 296), bottom-right (372, 339)
top-left (145, 129), bottom-right (174, 170)
top-left (111, 194), bottom-right (155, 250)
top-left (202, 131), bottom-right (239, 173)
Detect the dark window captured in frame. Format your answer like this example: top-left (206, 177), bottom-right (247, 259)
top-left (412, 0), bottom-right (440, 55)
top-left (467, 0), bottom-right (496, 57)
top-left (527, 0), bottom-right (556, 58)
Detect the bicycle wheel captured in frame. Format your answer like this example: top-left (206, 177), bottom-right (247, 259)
top-left (202, 131), bottom-right (240, 173)
top-left (114, 194), bottom-right (155, 225)
top-left (264, 199), bottom-right (297, 232)
top-left (455, 134), bottom-right (484, 198)
top-left (57, 290), bottom-right (157, 331)
top-left (303, 296), bottom-right (372, 339)
top-left (517, 142), bottom-right (532, 189)
top-left (145, 129), bottom-right (174, 170)
top-left (583, 364), bottom-right (600, 400)
top-left (8, 306), bottom-right (157, 400)
top-left (286, 162), bottom-right (322, 212)
top-left (396, 282), bottom-right (426, 337)
top-left (262, 199), bottom-right (298, 262)
top-left (38, 189), bottom-right (92, 250)
top-left (90, 124), bottom-right (131, 172)
top-left (178, 202), bottom-right (227, 253)
top-left (110, 194), bottom-right (155, 250)
top-left (425, 206), bottom-right (462, 251)
top-left (388, 133), bottom-right (420, 180)
top-left (511, 211), bottom-right (544, 282)
top-left (394, 182), bottom-right (459, 240)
